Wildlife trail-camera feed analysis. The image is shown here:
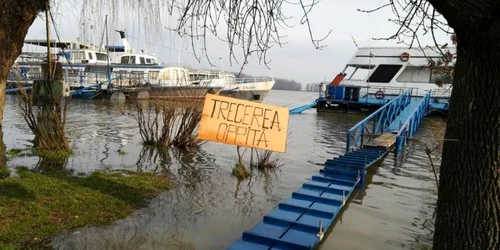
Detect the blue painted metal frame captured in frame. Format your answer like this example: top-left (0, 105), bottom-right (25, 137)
top-left (345, 89), bottom-right (412, 153)
top-left (227, 147), bottom-right (388, 250)
top-left (394, 90), bottom-right (432, 156)
top-left (289, 101), bottom-right (317, 114)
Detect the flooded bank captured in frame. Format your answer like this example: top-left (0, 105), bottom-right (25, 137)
top-left (3, 90), bottom-right (445, 249)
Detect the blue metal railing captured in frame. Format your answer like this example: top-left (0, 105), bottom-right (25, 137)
top-left (394, 90), bottom-right (432, 156)
top-left (345, 89), bottom-right (412, 153)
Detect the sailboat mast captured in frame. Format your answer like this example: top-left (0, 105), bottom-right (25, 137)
top-left (45, 0), bottom-right (51, 79)
top-left (105, 15), bottom-right (111, 84)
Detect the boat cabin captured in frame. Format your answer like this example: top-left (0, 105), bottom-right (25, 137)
top-left (19, 39), bottom-right (109, 65)
top-left (113, 54), bottom-right (158, 65)
top-left (332, 46), bottom-right (456, 98)
top-left (156, 67), bottom-right (190, 86)
top-left (188, 69), bottom-right (236, 87)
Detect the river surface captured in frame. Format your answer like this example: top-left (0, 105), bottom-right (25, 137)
top-left (3, 90), bottom-right (446, 250)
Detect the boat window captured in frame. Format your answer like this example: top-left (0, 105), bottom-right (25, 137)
top-left (121, 56), bottom-right (129, 64)
top-left (396, 66), bottom-right (432, 83)
top-left (140, 57), bottom-right (146, 64)
top-left (344, 65), bottom-right (372, 81)
top-left (96, 53), bottom-right (108, 61)
top-left (129, 56), bottom-right (136, 64)
top-left (161, 71), bottom-right (170, 80)
top-left (88, 52), bottom-right (93, 60)
top-left (367, 64), bottom-right (403, 83)
top-left (172, 70), bottom-right (178, 80)
top-left (146, 58), bottom-right (151, 64)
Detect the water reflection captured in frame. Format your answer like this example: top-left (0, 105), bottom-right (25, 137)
top-left (33, 156), bottom-right (70, 174)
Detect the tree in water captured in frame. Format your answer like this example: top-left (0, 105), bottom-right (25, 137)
top-left (359, 0), bottom-right (500, 248)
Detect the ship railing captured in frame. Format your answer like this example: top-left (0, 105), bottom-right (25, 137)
top-left (234, 77), bottom-right (273, 84)
top-left (346, 88), bottom-right (412, 153)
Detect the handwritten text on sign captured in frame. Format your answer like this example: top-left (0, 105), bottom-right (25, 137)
top-left (197, 94), bottom-right (289, 152)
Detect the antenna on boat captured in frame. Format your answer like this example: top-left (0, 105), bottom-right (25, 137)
top-left (45, 0), bottom-right (52, 78)
top-left (177, 34), bottom-right (182, 65)
top-left (105, 14), bottom-right (111, 86)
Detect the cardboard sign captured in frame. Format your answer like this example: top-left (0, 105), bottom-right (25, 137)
top-left (197, 94), bottom-right (289, 152)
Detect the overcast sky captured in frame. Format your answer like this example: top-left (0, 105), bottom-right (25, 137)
top-left (25, 0), bottom-right (451, 84)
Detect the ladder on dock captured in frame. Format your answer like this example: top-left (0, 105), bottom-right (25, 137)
top-left (227, 89), bottom-right (432, 250)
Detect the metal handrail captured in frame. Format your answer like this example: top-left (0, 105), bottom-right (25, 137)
top-left (394, 90), bottom-right (432, 156)
top-left (346, 88), bottom-right (412, 153)
top-left (234, 78), bottom-right (273, 84)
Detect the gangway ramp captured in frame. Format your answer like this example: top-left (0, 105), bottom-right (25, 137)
top-left (227, 89), bottom-right (432, 250)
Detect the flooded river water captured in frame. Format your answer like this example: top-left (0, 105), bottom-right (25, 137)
top-left (3, 90), bottom-right (446, 249)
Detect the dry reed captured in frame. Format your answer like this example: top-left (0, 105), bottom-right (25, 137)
top-left (132, 97), bottom-right (204, 149)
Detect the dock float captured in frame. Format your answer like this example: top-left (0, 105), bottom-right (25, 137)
top-left (228, 89), bottom-right (431, 250)
top-left (289, 101), bottom-right (317, 114)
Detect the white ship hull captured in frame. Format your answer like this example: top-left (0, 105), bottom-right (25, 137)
top-left (220, 80), bottom-right (275, 103)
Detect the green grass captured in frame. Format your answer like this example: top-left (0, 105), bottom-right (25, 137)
top-left (33, 149), bottom-right (73, 160)
top-left (0, 168), bottom-right (171, 248)
top-left (0, 167), bottom-right (8, 180)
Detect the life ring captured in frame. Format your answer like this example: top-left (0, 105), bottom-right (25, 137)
top-left (375, 90), bottom-right (385, 100)
top-left (400, 52), bottom-right (410, 62)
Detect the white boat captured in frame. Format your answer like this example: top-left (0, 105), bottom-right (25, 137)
top-left (10, 30), bottom-right (275, 102)
top-left (326, 46), bottom-right (455, 101)
top-left (188, 69), bottom-right (275, 103)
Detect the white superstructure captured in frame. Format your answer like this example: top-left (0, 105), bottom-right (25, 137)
top-left (334, 46), bottom-right (455, 98)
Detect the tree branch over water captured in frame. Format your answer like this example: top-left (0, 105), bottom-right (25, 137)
top-left (77, 0), bottom-right (330, 74)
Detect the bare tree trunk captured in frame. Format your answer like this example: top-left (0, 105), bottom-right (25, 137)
top-left (0, 0), bottom-right (46, 123)
top-left (433, 29), bottom-right (500, 249)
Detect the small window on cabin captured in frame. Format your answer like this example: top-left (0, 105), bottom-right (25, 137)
top-left (140, 57), bottom-right (146, 64)
top-left (88, 52), bottom-right (93, 60)
top-left (121, 56), bottom-right (129, 64)
top-left (146, 58), bottom-right (151, 64)
top-left (367, 64), bottom-right (403, 83)
top-left (161, 71), bottom-right (170, 80)
top-left (96, 53), bottom-right (107, 61)
top-left (396, 66), bottom-right (432, 83)
top-left (129, 56), bottom-right (136, 64)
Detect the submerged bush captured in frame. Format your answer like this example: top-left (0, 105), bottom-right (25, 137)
top-left (232, 163), bottom-right (250, 180)
top-left (15, 80), bottom-right (71, 154)
top-left (254, 149), bottom-right (282, 170)
top-left (132, 98), bottom-right (204, 149)
top-left (231, 146), bottom-right (251, 179)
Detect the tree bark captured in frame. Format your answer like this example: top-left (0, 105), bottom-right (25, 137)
top-left (432, 12), bottom-right (500, 249)
top-left (0, 0), bottom-right (46, 124)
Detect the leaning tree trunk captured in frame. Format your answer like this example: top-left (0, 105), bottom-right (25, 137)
top-left (0, 0), bottom-right (46, 124)
top-left (433, 28), bottom-right (500, 248)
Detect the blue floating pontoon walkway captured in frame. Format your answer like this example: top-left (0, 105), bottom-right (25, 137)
top-left (228, 89), bottom-right (432, 250)
top-left (228, 147), bottom-right (387, 250)
top-left (289, 101), bottom-right (317, 114)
